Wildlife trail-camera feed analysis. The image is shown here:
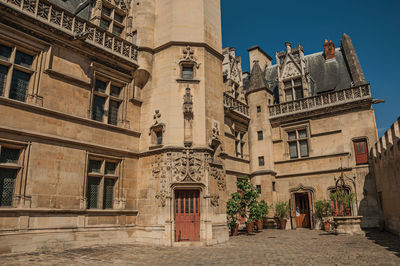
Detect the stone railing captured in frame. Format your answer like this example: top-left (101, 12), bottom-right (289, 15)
top-left (1, 0), bottom-right (138, 62)
top-left (269, 84), bottom-right (371, 117)
top-left (224, 93), bottom-right (249, 117)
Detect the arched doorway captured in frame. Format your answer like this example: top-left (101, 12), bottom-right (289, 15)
top-left (174, 189), bottom-right (200, 241)
top-left (289, 184), bottom-right (315, 229)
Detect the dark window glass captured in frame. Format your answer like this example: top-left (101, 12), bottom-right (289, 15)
top-left (110, 85), bottom-right (121, 97)
top-left (180, 194), bottom-right (184, 213)
top-left (0, 148), bottom-right (20, 164)
top-left (185, 192), bottom-right (189, 213)
top-left (258, 156), bottom-right (264, 166)
top-left (108, 100), bottom-right (120, 125)
top-left (182, 66), bottom-right (193, 79)
top-left (0, 169), bottom-right (17, 206)
top-left (95, 79), bottom-right (107, 93)
top-left (285, 89), bottom-right (293, 101)
top-left (299, 140), bottom-right (309, 157)
top-left (102, 7), bottom-right (111, 17)
top-left (272, 181), bottom-right (276, 191)
top-left (100, 19), bottom-right (110, 30)
top-left (288, 131), bottom-right (296, 140)
top-left (295, 87), bottom-right (303, 100)
top-left (0, 65), bottom-right (8, 96)
top-left (132, 31), bottom-right (137, 45)
top-left (92, 95), bottom-right (105, 122)
top-left (289, 142), bottom-right (298, 159)
top-left (156, 131), bottom-right (162, 145)
top-left (87, 177), bottom-right (100, 209)
top-left (257, 131), bottom-right (263, 141)
top-left (112, 26), bottom-right (123, 37)
top-left (103, 179), bottom-right (115, 209)
top-left (114, 13), bottom-right (124, 23)
top-left (298, 130), bottom-right (307, 139)
top-left (105, 162), bottom-right (117, 175)
top-left (256, 106), bottom-right (261, 113)
top-left (88, 160), bottom-right (102, 173)
top-left (15, 51), bottom-right (33, 68)
top-left (195, 193), bottom-right (198, 213)
top-left (10, 70), bottom-right (30, 101)
top-left (190, 192), bottom-right (194, 213)
top-left (0, 44), bottom-right (12, 61)
top-left (256, 185), bottom-right (261, 194)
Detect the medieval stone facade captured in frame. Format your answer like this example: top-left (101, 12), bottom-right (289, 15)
top-left (0, 0), bottom-right (386, 254)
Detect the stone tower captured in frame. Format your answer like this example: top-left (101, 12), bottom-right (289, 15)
top-left (134, 0), bottom-right (228, 246)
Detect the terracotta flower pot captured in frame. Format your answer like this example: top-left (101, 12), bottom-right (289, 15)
top-left (279, 219), bottom-right (287, 230)
top-left (256, 220), bottom-right (263, 231)
top-left (247, 221), bottom-right (255, 234)
top-left (232, 223), bottom-right (239, 236)
top-left (323, 221), bottom-right (331, 231)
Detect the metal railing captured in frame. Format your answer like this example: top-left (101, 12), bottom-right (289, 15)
top-left (224, 93), bottom-right (249, 117)
top-left (268, 84), bottom-right (371, 117)
top-left (1, 0), bottom-right (138, 62)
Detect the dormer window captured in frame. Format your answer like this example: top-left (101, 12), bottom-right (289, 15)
top-left (100, 2), bottom-right (126, 37)
top-left (182, 66), bottom-right (194, 79)
top-left (284, 78), bottom-right (303, 102)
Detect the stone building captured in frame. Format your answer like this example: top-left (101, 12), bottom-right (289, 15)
top-left (0, 0), bottom-right (384, 254)
top-left (371, 118), bottom-right (400, 236)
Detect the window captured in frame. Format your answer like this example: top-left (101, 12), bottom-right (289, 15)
top-left (100, 4), bottom-right (125, 37)
top-left (235, 131), bottom-right (245, 158)
top-left (0, 44), bottom-right (35, 102)
top-left (257, 131), bottom-right (263, 141)
top-left (353, 139), bottom-right (368, 164)
top-left (272, 181), bottom-right (276, 192)
top-left (91, 78), bottom-right (124, 126)
top-left (258, 156), bottom-right (265, 166)
top-left (287, 129), bottom-right (309, 159)
top-left (256, 185), bottom-right (261, 194)
top-left (86, 158), bottom-right (119, 209)
top-left (256, 106), bottom-right (261, 113)
top-left (284, 78), bottom-right (303, 102)
top-left (182, 66), bottom-right (194, 79)
top-left (132, 31), bottom-right (137, 45)
top-left (0, 146), bottom-right (22, 206)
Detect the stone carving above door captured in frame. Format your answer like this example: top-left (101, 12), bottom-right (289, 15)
top-left (170, 150), bottom-right (205, 182)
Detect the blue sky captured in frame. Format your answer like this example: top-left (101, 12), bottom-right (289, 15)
top-left (221, 0), bottom-right (400, 136)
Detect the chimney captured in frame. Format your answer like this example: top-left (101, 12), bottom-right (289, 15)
top-left (285, 42), bottom-right (292, 53)
top-left (248, 45), bottom-right (272, 72)
top-left (323, 40), bottom-right (335, 60)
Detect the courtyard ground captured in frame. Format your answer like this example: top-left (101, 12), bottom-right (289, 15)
top-left (1, 229), bottom-right (399, 265)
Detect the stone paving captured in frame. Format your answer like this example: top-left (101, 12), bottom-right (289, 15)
top-left (1, 229), bottom-right (400, 265)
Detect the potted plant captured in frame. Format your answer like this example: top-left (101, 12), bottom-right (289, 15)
top-left (344, 193), bottom-right (355, 216)
top-left (236, 177), bottom-right (259, 234)
top-left (275, 201), bottom-right (289, 230)
top-left (226, 192), bottom-right (241, 236)
top-left (249, 201), bottom-right (263, 232)
top-left (315, 200), bottom-right (332, 231)
top-left (258, 200), bottom-right (269, 230)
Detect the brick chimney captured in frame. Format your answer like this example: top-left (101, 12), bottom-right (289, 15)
top-left (323, 40), bottom-right (335, 60)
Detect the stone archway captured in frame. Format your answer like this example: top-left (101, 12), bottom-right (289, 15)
top-left (289, 184), bottom-right (316, 229)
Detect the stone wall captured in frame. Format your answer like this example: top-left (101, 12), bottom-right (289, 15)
top-left (371, 118), bottom-right (400, 235)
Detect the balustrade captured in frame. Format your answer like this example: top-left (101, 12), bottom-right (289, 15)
top-left (1, 0), bottom-right (138, 62)
top-left (268, 84), bottom-right (371, 117)
top-left (223, 93), bottom-right (249, 117)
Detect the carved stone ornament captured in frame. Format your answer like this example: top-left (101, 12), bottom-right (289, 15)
top-left (152, 154), bottom-right (168, 207)
top-left (171, 150), bottom-right (205, 182)
top-left (210, 194), bottom-right (220, 207)
top-left (209, 122), bottom-right (221, 149)
top-left (149, 110), bottom-right (165, 135)
top-left (210, 166), bottom-right (226, 191)
top-left (179, 46), bottom-right (200, 69)
top-left (281, 61), bottom-right (301, 79)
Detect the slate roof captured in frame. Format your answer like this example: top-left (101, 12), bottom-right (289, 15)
top-left (49, 0), bottom-right (91, 20)
top-left (263, 47), bottom-right (353, 96)
top-left (246, 61), bottom-right (270, 93)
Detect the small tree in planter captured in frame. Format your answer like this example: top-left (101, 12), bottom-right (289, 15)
top-left (249, 201), bottom-right (263, 232)
top-left (274, 201), bottom-right (289, 230)
top-left (257, 200), bottom-right (269, 230)
top-left (226, 192), bottom-right (241, 236)
top-left (315, 200), bottom-right (332, 231)
top-left (236, 177), bottom-right (259, 234)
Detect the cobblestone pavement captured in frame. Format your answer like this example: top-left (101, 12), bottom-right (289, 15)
top-left (1, 229), bottom-right (400, 265)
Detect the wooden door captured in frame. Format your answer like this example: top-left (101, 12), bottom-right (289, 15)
top-left (353, 140), bottom-right (368, 164)
top-left (175, 190), bottom-right (200, 241)
top-left (295, 193), bottom-right (310, 228)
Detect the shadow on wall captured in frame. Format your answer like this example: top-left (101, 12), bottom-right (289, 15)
top-left (358, 167), bottom-right (383, 228)
top-left (365, 229), bottom-right (400, 258)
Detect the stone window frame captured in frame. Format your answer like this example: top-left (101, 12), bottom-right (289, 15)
top-left (283, 77), bottom-right (303, 102)
top-left (257, 130), bottom-right (263, 141)
top-left (258, 156), bottom-right (265, 167)
top-left (100, 0), bottom-right (127, 38)
top-left (0, 40), bottom-right (40, 103)
top-left (0, 139), bottom-right (29, 208)
top-left (234, 130), bottom-right (245, 159)
top-left (84, 154), bottom-right (122, 210)
top-left (180, 62), bottom-right (196, 80)
top-left (283, 126), bottom-right (310, 160)
top-left (89, 71), bottom-right (128, 127)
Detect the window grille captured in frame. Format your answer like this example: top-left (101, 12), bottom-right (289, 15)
top-left (103, 179), bottom-right (115, 209)
top-left (0, 44), bottom-right (11, 61)
top-left (87, 177), bottom-right (100, 209)
top-left (105, 162), bottom-right (116, 175)
top-left (92, 95), bottom-right (105, 122)
top-left (10, 70), bottom-right (30, 102)
top-left (15, 51), bottom-right (33, 68)
top-left (88, 160), bottom-right (102, 173)
top-left (108, 100), bottom-right (120, 125)
top-left (92, 79), bottom-right (123, 125)
top-left (0, 147), bottom-right (20, 164)
top-left (0, 65), bottom-right (8, 96)
top-left (0, 169), bottom-right (17, 206)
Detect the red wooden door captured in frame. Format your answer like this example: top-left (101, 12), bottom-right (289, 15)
top-left (175, 190), bottom-right (200, 241)
top-left (353, 140), bottom-right (368, 164)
